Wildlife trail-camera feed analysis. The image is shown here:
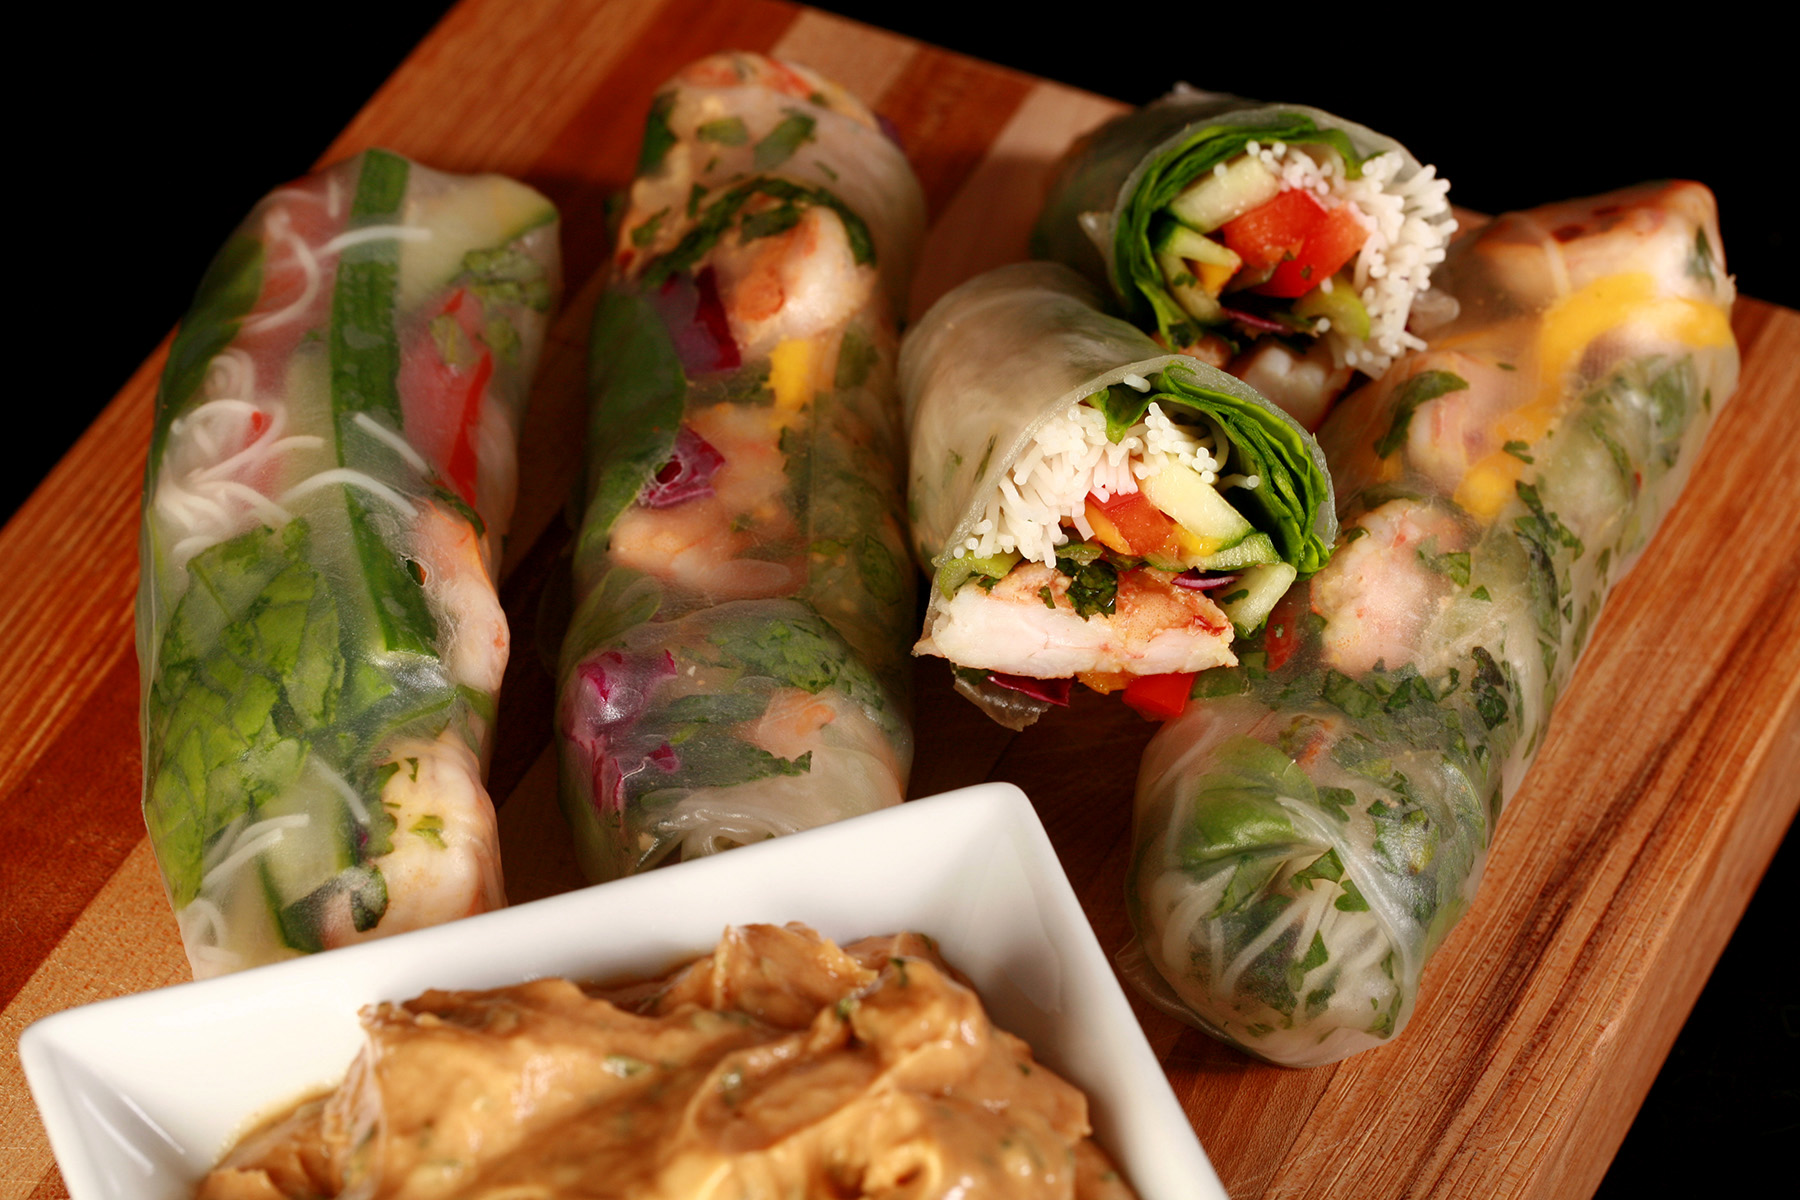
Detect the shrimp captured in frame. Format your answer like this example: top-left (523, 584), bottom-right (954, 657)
top-left (608, 402), bottom-right (802, 600)
top-left (410, 501), bottom-right (508, 698)
top-left (1395, 351), bottom-right (1521, 497)
top-left (1230, 338), bottom-right (1354, 432)
top-left (332, 730), bottom-right (505, 946)
top-left (711, 204), bottom-right (875, 352)
top-left (1310, 498), bottom-right (1467, 677)
top-left (916, 562), bottom-right (1236, 678)
top-left (1470, 181), bottom-right (1731, 309)
top-left (747, 688), bottom-right (838, 760)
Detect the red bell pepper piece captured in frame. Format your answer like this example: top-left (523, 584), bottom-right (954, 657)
top-left (1260, 205), bottom-right (1369, 299)
top-left (1264, 587), bottom-right (1308, 671)
top-left (1092, 489), bottom-right (1181, 559)
top-left (1122, 672), bottom-right (1195, 722)
top-left (1221, 189), bottom-right (1326, 273)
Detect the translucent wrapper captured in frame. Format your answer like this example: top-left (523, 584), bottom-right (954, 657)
top-left (137, 150), bottom-right (561, 977)
top-left (1032, 89), bottom-right (1453, 376)
top-left (557, 53), bottom-right (924, 881)
top-left (900, 261), bottom-right (1334, 727)
top-left (1124, 182), bottom-right (1738, 1066)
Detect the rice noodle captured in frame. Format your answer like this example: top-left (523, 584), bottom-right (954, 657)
top-left (951, 399), bottom-right (1220, 566)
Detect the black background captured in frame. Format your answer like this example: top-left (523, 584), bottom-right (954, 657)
top-left (23, 2), bottom-right (1795, 1191)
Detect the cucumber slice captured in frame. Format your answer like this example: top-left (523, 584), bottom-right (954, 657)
top-left (1216, 562), bottom-right (1298, 636)
top-left (1155, 249), bottom-right (1223, 323)
top-left (1168, 155), bottom-right (1281, 233)
top-left (1158, 224), bottom-right (1242, 297)
top-left (1294, 278), bottom-right (1371, 341)
top-left (935, 549), bottom-right (1022, 598)
top-left (399, 173), bottom-right (558, 311)
top-left (1191, 532), bottom-right (1280, 572)
top-left (1140, 464), bottom-right (1255, 554)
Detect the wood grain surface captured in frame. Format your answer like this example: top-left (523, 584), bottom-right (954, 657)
top-left (4, 2), bottom-right (1796, 1197)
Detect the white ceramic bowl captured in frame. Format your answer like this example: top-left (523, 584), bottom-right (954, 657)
top-left (21, 782), bottom-right (1223, 1199)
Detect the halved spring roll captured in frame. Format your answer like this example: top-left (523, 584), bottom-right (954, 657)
top-left (138, 150), bottom-right (560, 976)
top-left (1124, 181), bottom-right (1738, 1066)
top-left (1033, 89), bottom-right (1456, 430)
top-left (900, 261), bottom-right (1335, 728)
top-left (557, 53), bottom-right (925, 881)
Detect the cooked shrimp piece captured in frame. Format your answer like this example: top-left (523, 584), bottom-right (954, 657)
top-left (1230, 338), bottom-right (1353, 432)
top-left (331, 731), bottom-right (505, 947)
top-left (1398, 351), bottom-right (1521, 496)
top-left (746, 688), bottom-right (838, 760)
top-left (917, 562), bottom-right (1236, 678)
top-left (411, 502), bottom-right (507, 696)
top-left (711, 204), bottom-right (875, 352)
top-left (1473, 181), bottom-right (1730, 307)
top-left (608, 402), bottom-right (802, 599)
top-left (1311, 499), bottom-right (1466, 677)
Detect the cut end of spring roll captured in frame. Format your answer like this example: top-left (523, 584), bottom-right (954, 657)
top-left (900, 262), bottom-right (1335, 726)
top-left (1033, 89), bottom-right (1456, 425)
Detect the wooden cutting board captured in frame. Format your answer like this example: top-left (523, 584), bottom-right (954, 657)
top-left (3, 2), bottom-right (1796, 1197)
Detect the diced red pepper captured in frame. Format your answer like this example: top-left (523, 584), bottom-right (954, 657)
top-left (1221, 189), bottom-right (1326, 273)
top-left (1122, 672), bottom-right (1195, 722)
top-left (1264, 587), bottom-right (1308, 671)
top-left (1092, 490), bottom-right (1181, 559)
top-left (397, 287), bottom-right (495, 508)
top-left (1260, 205), bottom-right (1369, 299)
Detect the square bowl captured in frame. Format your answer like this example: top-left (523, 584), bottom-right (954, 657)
top-left (21, 782), bottom-right (1222, 1199)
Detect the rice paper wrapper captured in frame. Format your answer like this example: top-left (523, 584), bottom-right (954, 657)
top-left (558, 53), bottom-right (923, 882)
top-left (900, 261), bottom-right (1335, 573)
top-left (1123, 181), bottom-right (1738, 1066)
top-left (137, 150), bottom-right (560, 977)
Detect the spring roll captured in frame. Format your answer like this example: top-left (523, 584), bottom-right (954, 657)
top-left (900, 261), bottom-right (1334, 729)
top-left (1124, 181), bottom-right (1737, 1066)
top-left (1033, 89), bottom-right (1455, 430)
top-left (557, 53), bottom-right (924, 881)
top-left (138, 150), bottom-right (560, 977)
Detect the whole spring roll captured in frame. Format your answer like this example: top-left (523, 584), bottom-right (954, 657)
top-left (138, 150), bottom-right (560, 976)
top-left (1124, 182), bottom-right (1737, 1066)
top-left (557, 53), bottom-right (924, 881)
top-left (1033, 89), bottom-right (1455, 429)
top-left (900, 261), bottom-right (1335, 729)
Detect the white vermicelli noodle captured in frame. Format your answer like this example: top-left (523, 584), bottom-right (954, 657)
top-left (952, 400), bottom-right (1220, 566)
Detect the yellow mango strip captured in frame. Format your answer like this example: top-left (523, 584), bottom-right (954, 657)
top-left (769, 336), bottom-right (819, 412)
top-left (1455, 273), bottom-right (1732, 519)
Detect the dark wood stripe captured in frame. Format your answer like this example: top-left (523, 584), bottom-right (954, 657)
top-left (0, 647), bottom-right (143, 1009)
top-left (528, 0), bottom-right (802, 301)
top-left (489, 517), bottom-right (575, 805)
top-left (872, 46), bottom-right (1033, 222)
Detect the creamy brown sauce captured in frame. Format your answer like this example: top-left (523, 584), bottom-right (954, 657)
top-left (197, 924), bottom-right (1139, 1199)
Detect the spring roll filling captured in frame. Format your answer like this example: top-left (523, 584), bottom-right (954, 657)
top-left (919, 374), bottom-right (1305, 689)
top-left (1150, 142), bottom-right (1451, 379)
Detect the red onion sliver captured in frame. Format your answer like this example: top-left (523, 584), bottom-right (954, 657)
top-left (987, 672), bottom-right (1072, 706)
top-left (1173, 571), bottom-right (1242, 591)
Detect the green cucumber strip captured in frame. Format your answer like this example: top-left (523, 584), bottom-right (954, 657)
top-left (329, 149), bottom-right (438, 657)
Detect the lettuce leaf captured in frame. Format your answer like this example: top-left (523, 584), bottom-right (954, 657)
top-left (1098, 363), bottom-right (1335, 576)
